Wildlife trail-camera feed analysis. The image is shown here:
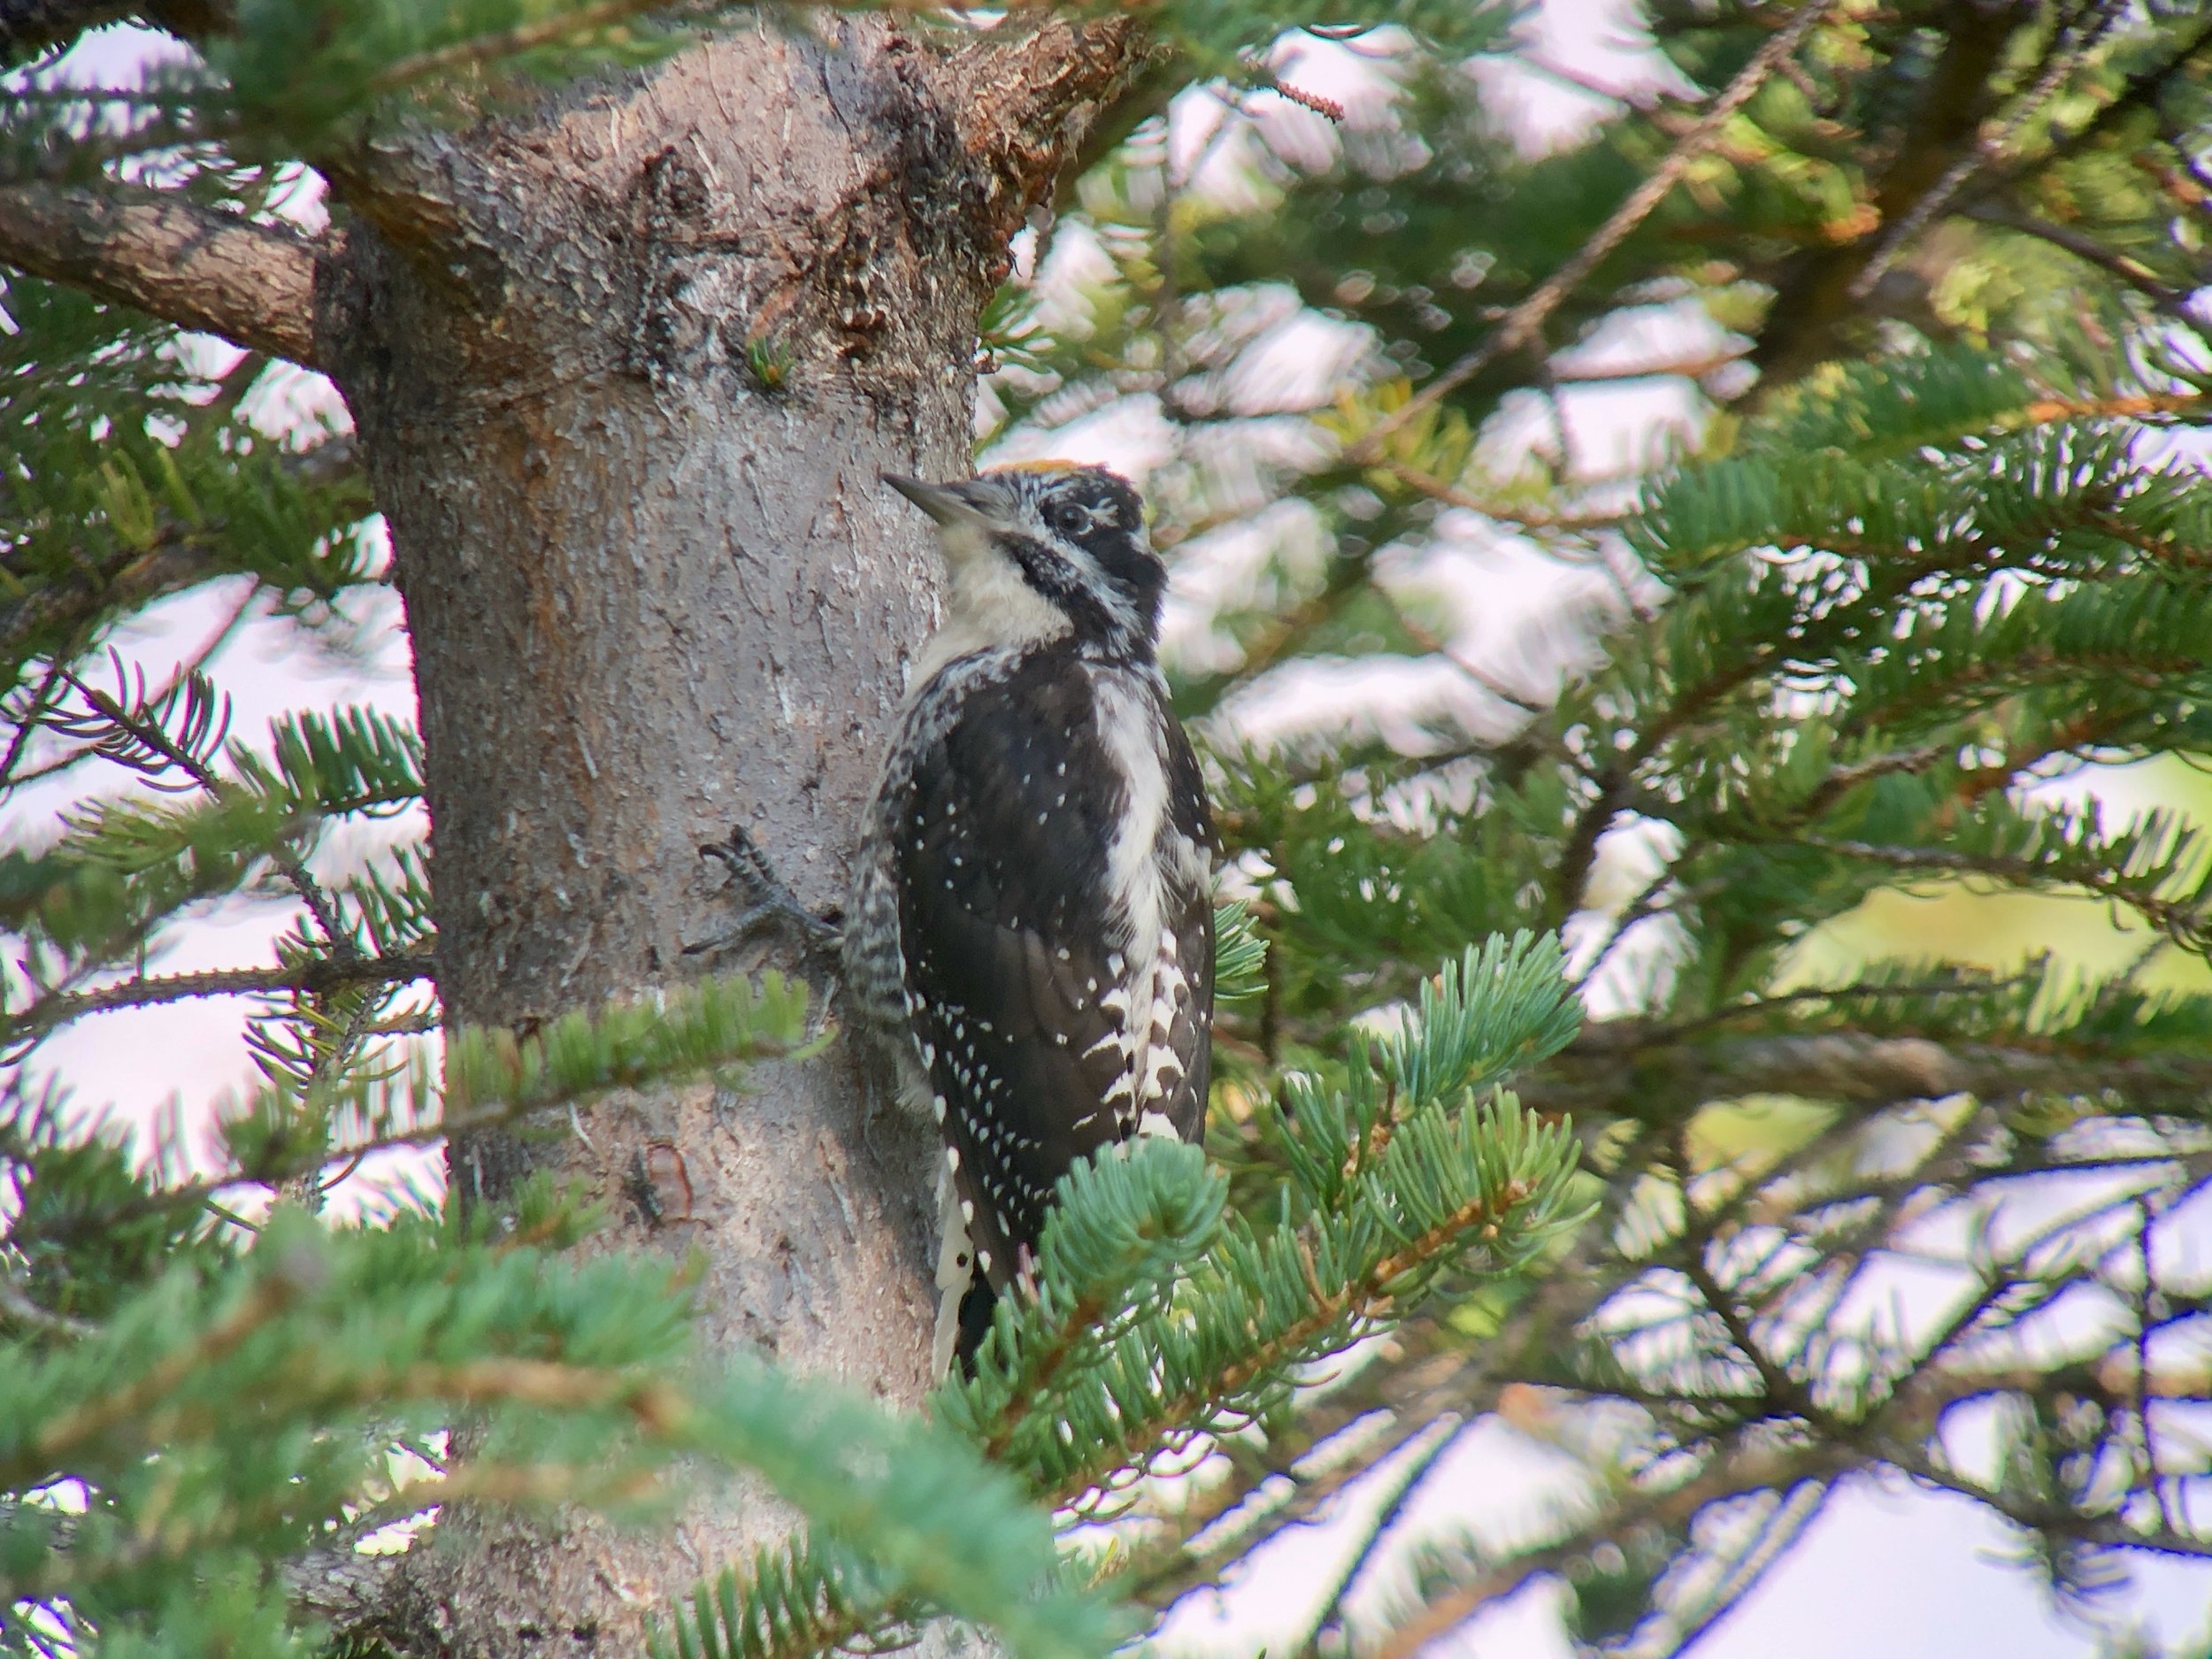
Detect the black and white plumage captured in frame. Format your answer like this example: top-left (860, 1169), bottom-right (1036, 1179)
top-left (844, 464), bottom-right (1216, 1377)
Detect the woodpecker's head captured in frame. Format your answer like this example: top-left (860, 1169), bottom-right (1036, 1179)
top-left (885, 464), bottom-right (1164, 663)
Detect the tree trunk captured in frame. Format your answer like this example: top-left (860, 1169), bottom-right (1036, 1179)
top-left (309, 16), bottom-right (1142, 1651)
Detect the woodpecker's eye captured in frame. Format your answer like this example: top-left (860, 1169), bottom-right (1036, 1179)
top-left (1044, 498), bottom-right (1090, 538)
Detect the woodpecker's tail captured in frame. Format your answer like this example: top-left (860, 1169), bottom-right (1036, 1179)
top-left (953, 1278), bottom-right (997, 1378)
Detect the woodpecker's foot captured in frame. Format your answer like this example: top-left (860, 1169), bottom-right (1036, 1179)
top-left (685, 824), bottom-right (843, 960)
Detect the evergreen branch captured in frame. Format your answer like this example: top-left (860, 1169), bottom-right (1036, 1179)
top-left (1210, 549), bottom-right (1376, 690)
top-left (0, 433), bottom-right (367, 680)
top-left (1213, 899), bottom-right (1270, 1009)
top-left (937, 940), bottom-right (1584, 1516)
top-left (1117, 1411), bottom-right (1422, 1610)
top-left (2015, 391), bottom-right (2211, 426)
top-left (1965, 201), bottom-right (2194, 313)
top-left (360, 0), bottom-right (680, 97)
top-left (0, 182), bottom-right (325, 366)
top-left (1636, 1484), bottom-right (1833, 1658)
top-left (1363, 1442), bottom-right (1846, 1659)
top-left (1678, 1232), bottom-right (1818, 1425)
top-left (674, 1373), bottom-right (1126, 1659)
top-left (652, 1535), bottom-right (902, 1659)
top-left (1375, 584), bottom-right (1552, 718)
top-left (1786, 834), bottom-right (2210, 947)
top-left (1294, 1415), bottom-right (1465, 1655)
top-left (4, 951), bottom-right (434, 1043)
top-left (58, 664), bottom-right (356, 962)
top-left (25, 1272), bottom-right (298, 1471)
top-left (0, 1273), bottom-right (93, 1339)
top-left (1522, 1028), bottom-right (2212, 1124)
top-left (1043, 1121), bottom-right (1571, 1509)
top-left (0, 706), bottom-right (426, 1027)
top-left (1750, 10), bottom-right (2022, 388)
top-left (7, 971), bottom-right (811, 1255)
top-left (1847, 0), bottom-right (2132, 303)
top-left (0, 663), bottom-right (63, 790)
top-left (1552, 349), bottom-right (1746, 386)
top-left (1382, 459), bottom-right (1631, 532)
top-left (5, 1207), bottom-right (1122, 1659)
top-left (1645, 967), bottom-right (2051, 1043)
top-left (0, 0), bottom-right (219, 59)
top-left (1546, 647), bottom-right (1778, 923)
top-left (1348, 0), bottom-right (1843, 461)
top-left (1119, 1219), bottom-right (1639, 1615)
top-left (1878, 1444), bottom-right (2212, 1565)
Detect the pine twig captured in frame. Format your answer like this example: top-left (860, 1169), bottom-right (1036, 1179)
top-left (0, 1273), bottom-right (96, 1339)
top-left (1045, 1178), bottom-right (1540, 1509)
top-left (1362, 1443), bottom-right (1843, 1659)
top-left (1346, 0), bottom-right (1843, 464)
top-left (1295, 1416), bottom-right (1467, 1655)
top-left (57, 666), bottom-right (356, 961)
top-left (5, 954), bottom-right (434, 1044)
top-left (1787, 834), bottom-right (2211, 947)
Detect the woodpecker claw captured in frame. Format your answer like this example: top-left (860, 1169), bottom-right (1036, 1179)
top-left (687, 825), bottom-right (843, 958)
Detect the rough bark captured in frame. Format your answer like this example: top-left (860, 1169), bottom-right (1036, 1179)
top-left (309, 13), bottom-right (1145, 1654)
top-left (0, 182), bottom-right (324, 366)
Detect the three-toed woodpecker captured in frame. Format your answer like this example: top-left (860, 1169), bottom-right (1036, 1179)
top-left (846, 464), bottom-right (1216, 1378)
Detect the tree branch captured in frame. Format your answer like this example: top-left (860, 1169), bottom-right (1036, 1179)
top-left (1751, 4), bottom-right (2020, 388)
top-left (1364, 1443), bottom-right (1846, 1659)
top-left (1522, 1026), bottom-right (2212, 1123)
top-left (1348, 0), bottom-right (1843, 462)
top-left (1846, 0), bottom-right (2132, 303)
top-left (5, 951), bottom-right (434, 1045)
top-left (0, 435), bottom-right (362, 676)
top-left (0, 182), bottom-right (325, 367)
top-left (1965, 201), bottom-right (2195, 313)
top-left (948, 14), bottom-right (1154, 260)
top-left (0, 0), bottom-right (224, 60)
top-left (359, 0), bottom-right (672, 99)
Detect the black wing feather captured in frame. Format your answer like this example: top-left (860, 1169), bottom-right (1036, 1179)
top-left (895, 647), bottom-right (1212, 1293)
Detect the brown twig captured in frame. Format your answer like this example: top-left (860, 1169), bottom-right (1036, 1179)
top-left (1383, 459), bottom-right (1632, 533)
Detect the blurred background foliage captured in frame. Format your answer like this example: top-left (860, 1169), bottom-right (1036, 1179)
top-left (5, 0), bottom-right (2212, 1656)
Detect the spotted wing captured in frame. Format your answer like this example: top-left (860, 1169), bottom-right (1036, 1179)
top-left (895, 649), bottom-right (1141, 1291)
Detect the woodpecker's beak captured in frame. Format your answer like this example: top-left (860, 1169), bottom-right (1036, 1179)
top-left (883, 474), bottom-right (992, 526)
